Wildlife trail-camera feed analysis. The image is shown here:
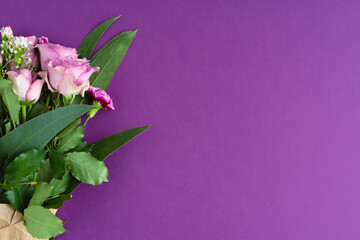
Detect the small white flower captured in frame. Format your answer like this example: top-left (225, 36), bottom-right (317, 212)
top-left (0, 26), bottom-right (13, 38)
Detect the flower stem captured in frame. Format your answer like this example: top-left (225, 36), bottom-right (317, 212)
top-left (45, 93), bottom-right (51, 107)
top-left (84, 117), bottom-right (90, 126)
top-left (21, 105), bottom-right (27, 123)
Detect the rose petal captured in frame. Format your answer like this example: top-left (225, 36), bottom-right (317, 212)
top-left (26, 79), bottom-right (45, 102)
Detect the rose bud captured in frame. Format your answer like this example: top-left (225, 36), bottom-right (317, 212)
top-left (7, 69), bottom-right (46, 103)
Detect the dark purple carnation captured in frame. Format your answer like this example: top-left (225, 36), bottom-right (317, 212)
top-left (37, 36), bottom-right (49, 44)
top-left (87, 86), bottom-right (115, 110)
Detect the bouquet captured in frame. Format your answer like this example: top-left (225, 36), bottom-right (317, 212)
top-left (0, 16), bottom-right (149, 239)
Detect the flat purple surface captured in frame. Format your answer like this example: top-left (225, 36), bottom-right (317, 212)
top-left (1, 0), bottom-right (360, 239)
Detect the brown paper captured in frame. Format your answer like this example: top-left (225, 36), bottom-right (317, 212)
top-left (0, 204), bottom-right (55, 240)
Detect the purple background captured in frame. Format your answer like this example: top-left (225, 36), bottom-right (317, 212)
top-left (1, 0), bottom-right (360, 239)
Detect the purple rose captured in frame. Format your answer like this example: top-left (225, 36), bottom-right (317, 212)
top-left (7, 69), bottom-right (46, 103)
top-left (37, 43), bottom-right (78, 71)
top-left (87, 86), bottom-right (115, 110)
top-left (46, 57), bottom-right (99, 96)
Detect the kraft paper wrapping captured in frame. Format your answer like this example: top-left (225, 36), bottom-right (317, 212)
top-left (0, 204), bottom-right (56, 240)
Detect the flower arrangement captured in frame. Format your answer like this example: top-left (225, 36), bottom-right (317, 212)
top-left (0, 16), bottom-right (149, 239)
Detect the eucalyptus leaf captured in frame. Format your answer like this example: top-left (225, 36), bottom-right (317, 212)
top-left (89, 30), bottom-right (137, 90)
top-left (0, 79), bottom-right (21, 126)
top-left (65, 126), bottom-right (149, 193)
top-left (78, 16), bottom-right (120, 59)
top-left (73, 30), bottom-right (137, 105)
top-left (92, 125), bottom-right (150, 160)
top-left (29, 182), bottom-right (53, 206)
top-left (57, 126), bottom-right (84, 152)
top-left (0, 105), bottom-right (96, 170)
top-left (48, 148), bottom-right (66, 178)
top-left (56, 118), bottom-right (81, 139)
top-left (27, 102), bottom-right (48, 120)
top-left (66, 152), bottom-right (108, 185)
top-left (24, 205), bottom-right (66, 238)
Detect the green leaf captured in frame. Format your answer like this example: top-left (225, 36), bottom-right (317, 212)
top-left (0, 105), bottom-right (96, 164)
top-left (45, 194), bottom-right (71, 209)
top-left (57, 126), bottom-right (84, 152)
top-left (92, 126), bottom-right (150, 160)
top-left (5, 122), bottom-right (11, 134)
top-left (72, 30), bottom-right (137, 105)
top-left (71, 141), bottom-right (93, 152)
top-left (78, 16), bottom-right (120, 59)
top-left (65, 126), bottom-right (149, 194)
top-left (89, 30), bottom-right (137, 90)
top-left (56, 118), bottom-right (81, 139)
top-left (4, 149), bottom-right (45, 187)
top-left (5, 185), bottom-right (35, 213)
top-left (0, 78), bottom-right (11, 94)
top-left (21, 99), bottom-right (35, 106)
top-left (48, 148), bottom-right (66, 178)
top-left (66, 152), bottom-right (108, 185)
top-left (50, 172), bottom-right (71, 196)
top-left (0, 79), bottom-right (21, 126)
top-left (27, 102), bottom-right (49, 120)
top-left (29, 182), bottom-right (53, 206)
top-left (24, 205), bottom-right (66, 238)
top-left (37, 159), bottom-right (54, 183)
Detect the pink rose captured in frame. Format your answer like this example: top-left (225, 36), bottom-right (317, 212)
top-left (87, 86), bottom-right (115, 110)
top-left (46, 57), bottom-right (99, 96)
top-left (7, 69), bottom-right (46, 103)
top-left (37, 43), bottom-right (78, 71)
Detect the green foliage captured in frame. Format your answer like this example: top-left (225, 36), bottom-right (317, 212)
top-left (0, 79), bottom-right (20, 126)
top-left (24, 205), bottom-right (66, 238)
top-left (92, 125), bottom-right (150, 160)
top-left (78, 16), bottom-right (120, 59)
top-left (27, 102), bottom-right (48, 120)
top-left (48, 148), bottom-right (66, 178)
top-left (4, 149), bottom-right (45, 188)
top-left (71, 141), bottom-right (93, 152)
top-left (57, 126), bottom-right (84, 152)
top-left (29, 182), bottom-right (53, 206)
top-left (45, 194), bottom-right (71, 209)
top-left (65, 126), bottom-right (150, 194)
top-left (72, 29), bottom-right (137, 105)
top-left (56, 118), bottom-right (81, 139)
top-left (37, 159), bottom-right (54, 183)
top-left (66, 152), bottom-right (108, 185)
top-left (5, 185), bottom-right (34, 212)
top-left (0, 105), bottom-right (95, 170)
top-left (50, 172), bottom-right (71, 196)
top-left (89, 30), bottom-right (137, 90)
